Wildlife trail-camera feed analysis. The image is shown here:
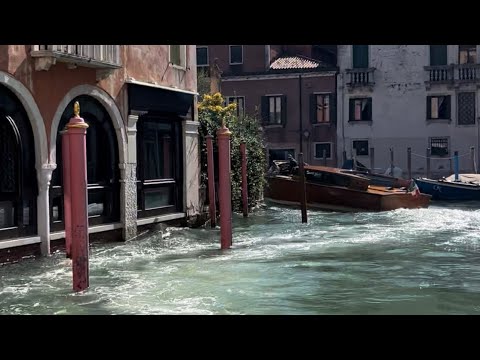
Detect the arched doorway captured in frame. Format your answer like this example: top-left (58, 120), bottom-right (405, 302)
top-left (0, 85), bottom-right (37, 240)
top-left (50, 95), bottom-right (120, 231)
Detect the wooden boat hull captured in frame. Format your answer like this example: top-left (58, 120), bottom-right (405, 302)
top-left (342, 170), bottom-right (411, 188)
top-left (415, 177), bottom-right (480, 201)
top-left (265, 176), bottom-right (430, 212)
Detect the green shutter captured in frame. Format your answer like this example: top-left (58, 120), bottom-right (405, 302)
top-left (445, 95), bottom-right (451, 119)
top-left (349, 98), bottom-right (355, 121)
top-left (430, 45), bottom-right (447, 66)
top-left (353, 45), bottom-right (368, 68)
top-left (366, 98), bottom-right (372, 121)
top-left (310, 94), bottom-right (317, 124)
top-left (426, 97), bottom-right (432, 119)
top-left (281, 95), bottom-right (287, 126)
top-left (330, 93), bottom-right (336, 124)
top-left (261, 96), bottom-right (269, 125)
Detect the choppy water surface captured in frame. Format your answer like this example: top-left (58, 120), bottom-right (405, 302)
top-left (2, 202), bottom-right (480, 315)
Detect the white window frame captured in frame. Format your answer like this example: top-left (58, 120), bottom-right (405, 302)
top-left (169, 45), bottom-right (187, 69)
top-left (429, 136), bottom-right (450, 157)
top-left (313, 142), bottom-right (333, 160)
top-left (226, 96), bottom-right (246, 117)
top-left (229, 45), bottom-right (243, 65)
top-left (196, 46), bottom-right (209, 67)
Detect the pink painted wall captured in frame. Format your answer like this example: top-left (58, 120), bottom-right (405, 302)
top-left (0, 45), bottom-right (197, 151)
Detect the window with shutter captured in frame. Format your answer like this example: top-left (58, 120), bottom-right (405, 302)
top-left (263, 95), bottom-right (285, 125)
top-left (430, 45), bottom-right (447, 66)
top-left (311, 94), bottom-right (331, 124)
top-left (353, 45), bottom-right (369, 68)
top-left (426, 95), bottom-right (450, 120)
top-left (349, 98), bottom-right (372, 121)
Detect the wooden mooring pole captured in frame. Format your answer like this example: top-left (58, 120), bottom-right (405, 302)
top-left (298, 153), bottom-right (307, 224)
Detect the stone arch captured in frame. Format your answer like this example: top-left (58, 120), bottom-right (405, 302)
top-left (0, 71), bottom-right (48, 169)
top-left (50, 84), bottom-right (126, 166)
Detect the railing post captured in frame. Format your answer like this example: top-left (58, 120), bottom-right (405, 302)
top-left (240, 142), bottom-right (248, 218)
top-left (298, 153), bottom-right (307, 224)
top-left (426, 147), bottom-right (431, 178)
top-left (390, 147), bottom-right (394, 177)
top-left (471, 146), bottom-right (476, 173)
top-left (407, 147), bottom-right (412, 179)
top-left (206, 135), bottom-right (216, 228)
top-left (370, 147), bottom-right (375, 173)
top-left (454, 151), bottom-right (459, 181)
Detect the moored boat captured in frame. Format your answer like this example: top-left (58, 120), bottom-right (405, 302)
top-left (415, 174), bottom-right (480, 201)
top-left (265, 164), bottom-right (430, 212)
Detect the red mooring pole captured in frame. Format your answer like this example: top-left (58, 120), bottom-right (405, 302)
top-left (240, 142), bottom-right (248, 217)
top-left (61, 129), bottom-right (72, 259)
top-left (64, 101), bottom-right (90, 292)
top-left (217, 125), bottom-right (232, 249)
top-left (206, 135), bottom-right (217, 228)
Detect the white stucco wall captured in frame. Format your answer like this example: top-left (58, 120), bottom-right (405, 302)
top-left (337, 45), bottom-right (480, 178)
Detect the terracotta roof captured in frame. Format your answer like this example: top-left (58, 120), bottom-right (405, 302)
top-left (269, 55), bottom-right (324, 70)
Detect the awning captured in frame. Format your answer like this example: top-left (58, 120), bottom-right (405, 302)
top-left (128, 82), bottom-right (194, 116)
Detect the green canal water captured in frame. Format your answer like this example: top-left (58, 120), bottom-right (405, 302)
top-left (1, 203), bottom-right (480, 315)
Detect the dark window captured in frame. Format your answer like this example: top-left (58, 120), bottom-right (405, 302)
top-left (458, 92), bottom-right (476, 125)
top-left (230, 45), bottom-right (243, 64)
top-left (50, 95), bottom-right (120, 229)
top-left (353, 45), bottom-right (369, 68)
top-left (427, 95), bottom-right (450, 119)
top-left (314, 143), bottom-right (332, 159)
top-left (459, 45), bottom-right (477, 64)
top-left (430, 45), bottom-right (447, 66)
top-left (196, 47), bottom-right (208, 66)
top-left (261, 95), bottom-right (287, 126)
top-left (269, 149), bottom-right (295, 165)
top-left (430, 137), bottom-right (449, 157)
top-left (226, 96), bottom-right (245, 118)
top-left (137, 116), bottom-right (183, 218)
top-left (142, 122), bottom-right (174, 180)
top-left (310, 94), bottom-right (333, 123)
top-left (352, 140), bottom-right (369, 156)
top-left (349, 98), bottom-right (372, 121)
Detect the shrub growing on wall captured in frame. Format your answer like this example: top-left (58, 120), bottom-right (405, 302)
top-left (198, 93), bottom-right (266, 212)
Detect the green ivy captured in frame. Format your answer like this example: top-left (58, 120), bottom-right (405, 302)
top-left (198, 93), bottom-right (266, 213)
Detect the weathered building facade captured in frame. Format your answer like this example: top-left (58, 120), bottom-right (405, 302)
top-left (337, 45), bottom-right (480, 177)
top-left (197, 45), bottom-right (338, 166)
top-left (0, 45), bottom-right (200, 259)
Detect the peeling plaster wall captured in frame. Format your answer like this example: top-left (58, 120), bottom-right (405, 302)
top-left (337, 45), bottom-right (479, 178)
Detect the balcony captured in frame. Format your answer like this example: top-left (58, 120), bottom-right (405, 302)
top-left (455, 63), bottom-right (480, 84)
top-left (424, 65), bottom-right (454, 89)
top-left (425, 64), bottom-right (480, 89)
top-left (31, 45), bottom-right (121, 78)
top-left (345, 68), bottom-right (375, 89)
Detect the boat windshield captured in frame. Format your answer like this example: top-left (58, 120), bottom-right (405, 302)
top-left (305, 170), bottom-right (351, 187)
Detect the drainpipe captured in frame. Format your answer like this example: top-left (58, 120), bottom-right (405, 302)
top-left (340, 72), bottom-right (346, 165)
top-left (265, 45), bottom-right (271, 70)
top-left (299, 73), bottom-right (303, 153)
